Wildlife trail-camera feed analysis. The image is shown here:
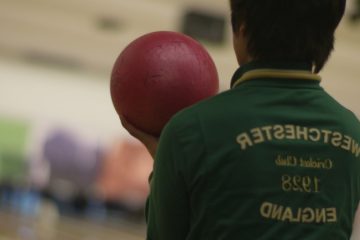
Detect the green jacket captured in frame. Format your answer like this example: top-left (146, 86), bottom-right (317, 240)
top-left (146, 62), bottom-right (360, 240)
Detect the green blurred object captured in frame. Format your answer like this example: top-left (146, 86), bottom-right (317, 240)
top-left (0, 116), bottom-right (29, 183)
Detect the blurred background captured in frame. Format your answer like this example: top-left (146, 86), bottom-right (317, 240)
top-left (0, 0), bottom-right (359, 239)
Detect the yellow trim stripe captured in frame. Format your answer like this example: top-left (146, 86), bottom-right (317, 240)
top-left (232, 69), bottom-right (322, 88)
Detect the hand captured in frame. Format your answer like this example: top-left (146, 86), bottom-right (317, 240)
top-left (119, 115), bottom-right (158, 159)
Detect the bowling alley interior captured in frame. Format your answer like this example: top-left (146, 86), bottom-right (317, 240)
top-left (1, 0), bottom-right (360, 239)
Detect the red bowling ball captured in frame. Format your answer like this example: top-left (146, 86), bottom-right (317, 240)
top-left (110, 31), bottom-right (219, 136)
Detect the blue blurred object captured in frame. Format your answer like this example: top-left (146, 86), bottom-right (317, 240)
top-left (0, 183), bottom-right (40, 216)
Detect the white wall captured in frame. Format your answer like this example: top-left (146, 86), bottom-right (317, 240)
top-left (0, 59), bottom-right (126, 144)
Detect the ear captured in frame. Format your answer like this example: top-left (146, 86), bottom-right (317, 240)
top-left (233, 23), bottom-right (246, 39)
top-left (239, 23), bottom-right (246, 36)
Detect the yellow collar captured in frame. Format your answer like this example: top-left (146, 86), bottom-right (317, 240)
top-left (232, 69), bottom-right (321, 88)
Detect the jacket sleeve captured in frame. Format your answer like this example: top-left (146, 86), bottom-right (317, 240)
top-left (146, 120), bottom-right (190, 240)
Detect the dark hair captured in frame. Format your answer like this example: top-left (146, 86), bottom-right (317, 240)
top-left (230, 0), bottom-right (346, 72)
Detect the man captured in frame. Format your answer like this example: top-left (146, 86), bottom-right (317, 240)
top-left (121, 0), bottom-right (360, 239)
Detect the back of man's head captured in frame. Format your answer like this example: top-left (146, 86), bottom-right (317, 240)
top-left (230, 0), bottom-right (346, 73)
